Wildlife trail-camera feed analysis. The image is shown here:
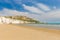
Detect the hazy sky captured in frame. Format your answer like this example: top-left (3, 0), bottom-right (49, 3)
top-left (0, 0), bottom-right (60, 23)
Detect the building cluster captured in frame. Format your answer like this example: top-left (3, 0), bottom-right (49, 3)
top-left (0, 16), bottom-right (38, 24)
top-left (0, 17), bottom-right (25, 24)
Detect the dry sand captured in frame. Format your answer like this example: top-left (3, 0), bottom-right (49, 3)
top-left (0, 24), bottom-right (60, 40)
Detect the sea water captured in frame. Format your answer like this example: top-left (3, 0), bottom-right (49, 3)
top-left (17, 24), bottom-right (60, 30)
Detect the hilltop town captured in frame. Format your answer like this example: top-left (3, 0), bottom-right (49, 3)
top-left (0, 16), bottom-right (41, 24)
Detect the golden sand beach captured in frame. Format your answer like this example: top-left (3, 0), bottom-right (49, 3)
top-left (0, 24), bottom-right (60, 40)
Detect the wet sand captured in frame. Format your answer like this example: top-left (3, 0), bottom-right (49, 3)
top-left (0, 24), bottom-right (60, 40)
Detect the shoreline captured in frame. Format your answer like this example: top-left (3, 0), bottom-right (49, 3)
top-left (14, 24), bottom-right (60, 30)
top-left (6, 24), bottom-right (60, 34)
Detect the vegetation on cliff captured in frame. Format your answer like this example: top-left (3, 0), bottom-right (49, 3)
top-left (4, 16), bottom-right (44, 24)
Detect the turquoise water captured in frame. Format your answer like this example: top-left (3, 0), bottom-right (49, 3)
top-left (47, 23), bottom-right (60, 25)
top-left (17, 24), bottom-right (60, 30)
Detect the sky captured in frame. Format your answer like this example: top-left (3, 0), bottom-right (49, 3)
top-left (0, 0), bottom-right (60, 23)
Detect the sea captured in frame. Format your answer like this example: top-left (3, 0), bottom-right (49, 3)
top-left (16, 23), bottom-right (60, 30)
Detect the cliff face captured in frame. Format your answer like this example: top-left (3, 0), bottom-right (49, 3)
top-left (4, 16), bottom-right (40, 24)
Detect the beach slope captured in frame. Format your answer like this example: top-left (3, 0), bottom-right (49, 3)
top-left (0, 24), bottom-right (60, 40)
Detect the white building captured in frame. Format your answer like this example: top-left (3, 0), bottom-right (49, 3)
top-left (0, 17), bottom-right (24, 24)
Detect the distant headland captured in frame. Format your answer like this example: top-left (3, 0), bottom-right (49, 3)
top-left (0, 16), bottom-right (45, 24)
